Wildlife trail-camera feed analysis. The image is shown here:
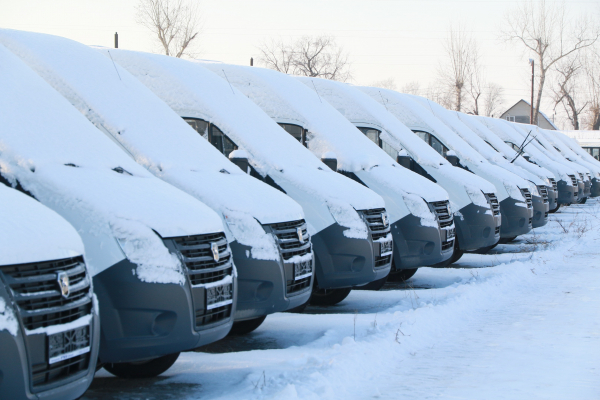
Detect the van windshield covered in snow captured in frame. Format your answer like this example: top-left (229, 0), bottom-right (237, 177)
top-left (505, 141), bottom-right (520, 152)
top-left (357, 127), bottom-right (397, 160)
top-left (278, 123), bottom-right (306, 146)
top-left (184, 117), bottom-right (237, 158)
top-left (414, 130), bottom-right (448, 157)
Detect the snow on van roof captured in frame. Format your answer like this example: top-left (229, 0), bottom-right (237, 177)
top-left (102, 48), bottom-right (385, 219)
top-left (540, 128), bottom-right (599, 177)
top-left (475, 116), bottom-right (572, 182)
top-left (0, 31), bottom-right (304, 259)
top-left (0, 40), bottom-right (223, 281)
top-left (200, 63), bottom-right (449, 205)
top-left (0, 183), bottom-right (84, 266)
top-left (295, 78), bottom-right (497, 195)
top-left (556, 131), bottom-right (600, 168)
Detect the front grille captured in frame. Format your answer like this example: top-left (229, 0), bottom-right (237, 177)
top-left (171, 233), bottom-right (233, 328)
top-left (268, 219), bottom-right (313, 295)
top-left (494, 226), bottom-right (500, 235)
top-left (544, 212), bottom-right (548, 218)
top-left (441, 241), bottom-right (454, 251)
top-left (428, 201), bottom-right (455, 252)
top-left (537, 185), bottom-right (549, 203)
top-left (0, 256), bottom-right (93, 388)
top-left (579, 173), bottom-right (585, 182)
top-left (357, 208), bottom-right (393, 269)
top-left (568, 174), bottom-right (577, 187)
top-left (484, 193), bottom-right (501, 216)
top-left (549, 178), bottom-right (557, 191)
top-left (520, 188), bottom-right (533, 209)
top-left (529, 217), bottom-right (532, 226)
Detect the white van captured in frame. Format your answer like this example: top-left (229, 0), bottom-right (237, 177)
top-left (203, 63), bottom-right (455, 281)
top-left (0, 41), bottom-right (235, 379)
top-left (361, 89), bottom-right (533, 242)
top-left (2, 30), bottom-right (313, 336)
top-left (294, 77), bottom-right (500, 260)
top-left (103, 49), bottom-right (391, 305)
top-left (553, 131), bottom-right (600, 197)
top-left (0, 184), bottom-right (99, 400)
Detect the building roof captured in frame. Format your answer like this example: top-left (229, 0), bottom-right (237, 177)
top-left (500, 99), bottom-right (558, 130)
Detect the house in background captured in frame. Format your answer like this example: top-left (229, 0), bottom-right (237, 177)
top-left (500, 99), bottom-right (557, 130)
top-left (563, 130), bottom-right (600, 160)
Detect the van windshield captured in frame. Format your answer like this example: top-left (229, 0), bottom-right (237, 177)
top-left (505, 141), bottom-right (520, 152)
top-left (279, 123), bottom-right (306, 146)
top-left (357, 127), bottom-right (397, 160)
top-left (413, 130), bottom-right (447, 157)
top-left (183, 117), bottom-right (237, 158)
top-left (357, 127), bottom-right (380, 145)
top-left (184, 118), bottom-right (209, 138)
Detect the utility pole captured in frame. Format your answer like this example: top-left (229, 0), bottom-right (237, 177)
top-left (114, 32), bottom-right (118, 49)
top-left (250, 57), bottom-right (253, 66)
top-left (529, 59), bottom-right (534, 125)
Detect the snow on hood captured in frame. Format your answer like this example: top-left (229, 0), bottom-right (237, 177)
top-left (0, 30), bottom-right (305, 263)
top-left (475, 116), bottom-right (573, 183)
top-left (539, 129), bottom-right (599, 179)
top-left (302, 79), bottom-right (497, 197)
top-left (200, 63), bottom-right (448, 209)
top-left (0, 184), bottom-right (84, 266)
top-left (0, 41), bottom-right (223, 281)
top-left (102, 50), bottom-right (385, 219)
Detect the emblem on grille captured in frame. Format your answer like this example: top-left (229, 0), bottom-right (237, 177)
top-left (382, 213), bottom-right (388, 227)
top-left (56, 271), bottom-right (70, 298)
top-left (297, 227), bottom-right (304, 243)
top-left (211, 242), bottom-right (220, 262)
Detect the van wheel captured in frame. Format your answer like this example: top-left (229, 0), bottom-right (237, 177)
top-left (103, 353), bottom-right (180, 379)
top-left (549, 204), bottom-right (561, 213)
top-left (498, 236), bottom-right (517, 244)
top-left (228, 316), bottom-right (267, 336)
top-left (285, 301), bottom-right (309, 313)
top-left (578, 197), bottom-right (587, 204)
top-left (387, 268), bottom-right (418, 282)
top-left (310, 288), bottom-right (352, 306)
top-left (470, 243), bottom-right (498, 254)
top-left (355, 275), bottom-right (388, 291)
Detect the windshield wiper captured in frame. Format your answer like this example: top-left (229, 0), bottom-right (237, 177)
top-left (510, 130), bottom-right (536, 163)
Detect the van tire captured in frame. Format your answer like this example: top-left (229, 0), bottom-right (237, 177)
top-left (355, 275), bottom-right (388, 291)
top-left (228, 316), bottom-right (267, 335)
top-left (498, 236), bottom-right (517, 244)
top-left (103, 353), bottom-right (180, 379)
top-left (549, 204), bottom-right (561, 213)
top-left (285, 301), bottom-right (309, 313)
top-left (310, 288), bottom-right (351, 306)
top-left (387, 268), bottom-right (418, 282)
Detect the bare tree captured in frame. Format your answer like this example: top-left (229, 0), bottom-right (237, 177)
top-left (437, 25), bottom-right (478, 111)
top-left (482, 83), bottom-right (505, 117)
top-left (502, 0), bottom-right (599, 125)
top-left (136, 0), bottom-right (202, 58)
top-left (400, 81), bottom-right (421, 95)
top-left (370, 77), bottom-right (397, 90)
top-left (424, 84), bottom-right (454, 110)
top-left (258, 35), bottom-right (352, 82)
top-left (551, 56), bottom-right (588, 129)
top-left (583, 46), bottom-right (600, 130)
top-left (465, 56), bottom-right (484, 115)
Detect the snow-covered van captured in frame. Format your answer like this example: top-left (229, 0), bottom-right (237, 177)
top-left (203, 63), bottom-right (455, 281)
top-left (440, 111), bottom-right (550, 229)
top-left (539, 129), bottom-right (598, 198)
top-left (509, 122), bottom-right (584, 204)
top-left (1, 30), bottom-right (312, 336)
top-left (0, 184), bottom-right (99, 400)
top-left (0, 42), bottom-right (236, 379)
top-left (103, 50), bottom-right (391, 306)
top-left (361, 89), bottom-right (533, 242)
top-left (457, 113), bottom-right (559, 214)
top-left (553, 131), bottom-right (600, 197)
top-left (295, 78), bottom-right (499, 261)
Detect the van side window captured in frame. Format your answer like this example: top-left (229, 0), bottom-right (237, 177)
top-left (184, 117), bottom-right (209, 138)
top-left (210, 125), bottom-right (237, 158)
top-left (505, 141), bottom-right (520, 152)
top-left (357, 127), bottom-right (380, 146)
top-left (415, 130), bottom-right (429, 143)
top-left (279, 123), bottom-right (306, 146)
top-left (430, 135), bottom-right (448, 157)
top-left (381, 139), bottom-right (397, 160)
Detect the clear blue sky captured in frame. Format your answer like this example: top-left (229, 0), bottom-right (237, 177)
top-left (1, 0), bottom-right (595, 118)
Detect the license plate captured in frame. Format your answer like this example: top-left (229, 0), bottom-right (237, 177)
top-left (380, 240), bottom-right (393, 255)
top-left (206, 283), bottom-right (233, 310)
top-left (294, 260), bottom-right (312, 280)
top-left (48, 325), bottom-right (91, 365)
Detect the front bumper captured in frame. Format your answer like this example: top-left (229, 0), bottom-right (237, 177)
top-left (531, 194), bottom-right (549, 228)
top-left (454, 202), bottom-right (499, 252)
top-left (94, 258), bottom-right (236, 363)
top-left (499, 197), bottom-right (532, 238)
top-left (391, 214), bottom-right (453, 269)
top-left (547, 186), bottom-right (558, 211)
top-left (0, 287), bottom-right (100, 400)
top-left (229, 240), bottom-right (312, 322)
top-left (557, 180), bottom-right (576, 204)
top-left (592, 178), bottom-right (600, 197)
top-left (311, 222), bottom-right (390, 289)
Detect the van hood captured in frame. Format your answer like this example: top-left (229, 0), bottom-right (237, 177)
top-left (0, 184), bottom-right (84, 266)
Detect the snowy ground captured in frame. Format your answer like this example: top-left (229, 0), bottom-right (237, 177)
top-left (83, 200), bottom-right (600, 400)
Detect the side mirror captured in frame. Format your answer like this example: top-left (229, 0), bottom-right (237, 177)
top-left (397, 150), bottom-right (413, 170)
top-left (321, 151), bottom-right (338, 172)
top-left (229, 149), bottom-right (250, 174)
top-left (445, 150), bottom-right (459, 167)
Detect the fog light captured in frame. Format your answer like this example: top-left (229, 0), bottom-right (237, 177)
top-left (482, 226), bottom-right (491, 238)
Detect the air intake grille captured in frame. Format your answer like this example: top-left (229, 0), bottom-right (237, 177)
top-left (171, 233), bottom-right (233, 328)
top-left (0, 256), bottom-right (93, 388)
top-left (268, 219), bottom-right (313, 295)
top-left (549, 178), bottom-right (557, 191)
top-left (520, 188), bottom-right (533, 209)
top-left (429, 201), bottom-right (454, 228)
top-left (537, 186), bottom-right (549, 204)
top-left (484, 193), bottom-right (501, 216)
top-left (568, 174), bottom-right (577, 187)
top-left (579, 173), bottom-right (585, 182)
top-left (357, 208), bottom-right (393, 269)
